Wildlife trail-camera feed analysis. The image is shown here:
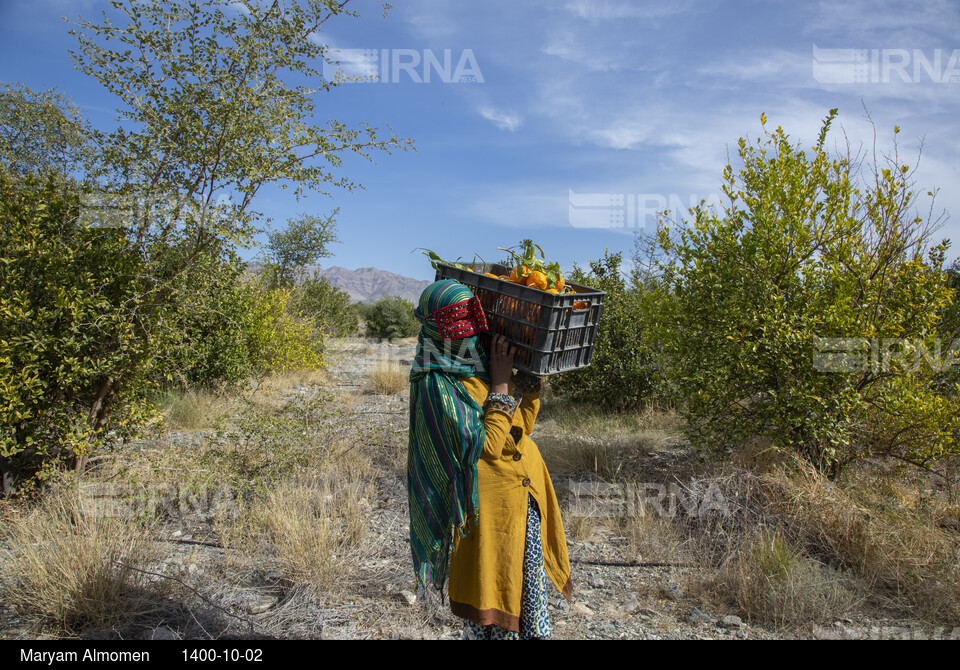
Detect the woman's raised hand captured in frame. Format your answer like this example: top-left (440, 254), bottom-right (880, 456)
top-left (489, 334), bottom-right (516, 395)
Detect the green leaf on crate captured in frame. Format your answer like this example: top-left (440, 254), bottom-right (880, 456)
top-left (417, 248), bottom-right (470, 271)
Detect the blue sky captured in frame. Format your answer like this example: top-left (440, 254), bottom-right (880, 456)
top-left (2, 0), bottom-right (959, 281)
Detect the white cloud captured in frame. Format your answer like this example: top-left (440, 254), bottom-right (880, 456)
top-left (697, 49), bottom-right (814, 86)
top-left (478, 104), bottom-right (522, 131)
top-left (541, 31), bottom-right (646, 71)
top-left (399, 0), bottom-right (462, 38)
top-left (806, 0), bottom-right (960, 43)
top-left (562, 0), bottom-right (699, 21)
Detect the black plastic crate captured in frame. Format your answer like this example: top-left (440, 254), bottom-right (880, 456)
top-left (435, 263), bottom-right (605, 376)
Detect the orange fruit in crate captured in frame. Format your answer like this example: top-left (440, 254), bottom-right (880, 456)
top-left (525, 270), bottom-right (548, 290)
top-left (572, 301), bottom-right (588, 310)
top-left (556, 276), bottom-right (565, 293)
top-left (546, 287), bottom-right (559, 294)
top-left (484, 272), bottom-right (500, 279)
top-left (510, 265), bottom-right (528, 283)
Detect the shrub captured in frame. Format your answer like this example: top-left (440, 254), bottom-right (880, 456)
top-left (292, 276), bottom-right (358, 338)
top-left (238, 281), bottom-right (323, 378)
top-left (364, 296), bottom-right (419, 340)
top-left (651, 111), bottom-right (960, 477)
top-left (709, 529), bottom-right (861, 626)
top-left (0, 170), bottom-right (321, 494)
top-left (549, 251), bottom-right (658, 409)
top-left (0, 171), bottom-right (155, 494)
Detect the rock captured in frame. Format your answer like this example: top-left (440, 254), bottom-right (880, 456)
top-left (689, 608), bottom-right (712, 624)
top-left (246, 596), bottom-right (278, 615)
top-left (398, 590), bottom-right (417, 605)
top-left (618, 598), bottom-right (641, 615)
top-left (718, 615), bottom-right (743, 629)
top-left (812, 623), bottom-right (859, 640)
top-left (638, 608), bottom-right (657, 619)
top-left (588, 578), bottom-right (605, 589)
top-left (663, 582), bottom-right (682, 602)
top-left (151, 626), bottom-right (180, 640)
top-left (571, 603), bottom-right (595, 617)
top-left (554, 599), bottom-right (571, 612)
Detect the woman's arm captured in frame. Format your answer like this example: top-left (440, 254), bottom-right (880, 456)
top-left (479, 335), bottom-right (518, 460)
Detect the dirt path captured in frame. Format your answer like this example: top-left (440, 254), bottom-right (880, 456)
top-left (315, 338), bottom-right (785, 639)
top-left (3, 339), bottom-right (949, 640)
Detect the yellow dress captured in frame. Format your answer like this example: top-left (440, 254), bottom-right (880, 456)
top-left (447, 376), bottom-right (573, 632)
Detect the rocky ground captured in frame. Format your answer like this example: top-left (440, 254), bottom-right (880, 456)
top-left (2, 338), bottom-right (956, 640)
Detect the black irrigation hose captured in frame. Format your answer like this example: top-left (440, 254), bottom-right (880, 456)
top-left (571, 558), bottom-right (697, 568)
top-left (165, 538), bottom-right (224, 549)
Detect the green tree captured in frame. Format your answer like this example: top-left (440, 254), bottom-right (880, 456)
top-left (549, 251), bottom-right (657, 410)
top-left (0, 0), bottom-right (412, 491)
top-left (0, 172), bottom-right (153, 494)
top-left (264, 210), bottom-right (340, 289)
top-left (293, 276), bottom-right (358, 338)
top-left (365, 296), bottom-right (419, 340)
top-left (651, 110), bottom-right (959, 477)
top-left (0, 83), bottom-right (98, 181)
top-left (64, 0), bottom-right (411, 371)
top-left (62, 0), bottom-right (411, 411)
top-left (151, 249), bottom-right (323, 388)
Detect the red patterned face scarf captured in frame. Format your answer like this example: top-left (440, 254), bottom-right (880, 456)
top-left (407, 280), bottom-right (490, 591)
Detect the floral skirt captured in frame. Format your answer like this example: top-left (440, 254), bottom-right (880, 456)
top-left (463, 495), bottom-right (552, 640)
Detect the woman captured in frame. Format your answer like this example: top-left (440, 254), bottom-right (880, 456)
top-left (407, 279), bottom-right (572, 639)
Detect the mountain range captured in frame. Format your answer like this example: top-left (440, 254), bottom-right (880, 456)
top-left (303, 266), bottom-right (433, 304)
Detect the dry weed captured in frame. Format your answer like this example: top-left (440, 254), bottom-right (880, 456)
top-left (704, 529), bottom-right (862, 625)
top-left (366, 363), bottom-right (409, 396)
top-left (685, 461), bottom-right (960, 624)
top-left (156, 388), bottom-right (232, 432)
top-left (0, 488), bottom-right (168, 633)
top-left (221, 478), bottom-right (373, 592)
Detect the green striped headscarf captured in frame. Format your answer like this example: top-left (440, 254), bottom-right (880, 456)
top-left (407, 280), bottom-right (489, 591)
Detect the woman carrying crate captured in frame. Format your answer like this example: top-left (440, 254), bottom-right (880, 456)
top-left (407, 279), bottom-right (572, 640)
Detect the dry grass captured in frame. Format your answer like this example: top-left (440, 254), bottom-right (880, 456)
top-left (218, 449), bottom-right (374, 593)
top-left (537, 403), bottom-right (684, 479)
top-left (0, 488), bottom-right (168, 633)
top-left (613, 509), bottom-right (687, 564)
top-left (762, 465), bottom-right (960, 621)
top-left (569, 515), bottom-right (596, 542)
top-left (366, 363), bottom-right (408, 395)
top-left (0, 362), bottom-right (397, 638)
top-left (685, 461), bottom-right (960, 624)
top-left (540, 401), bottom-right (684, 442)
top-left (256, 369), bottom-right (333, 396)
top-left (155, 388), bottom-right (232, 432)
top-left (703, 529), bottom-right (862, 626)
top-left (152, 368), bottom-right (334, 433)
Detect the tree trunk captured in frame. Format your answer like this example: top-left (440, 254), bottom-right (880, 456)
top-left (78, 376), bottom-right (115, 471)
